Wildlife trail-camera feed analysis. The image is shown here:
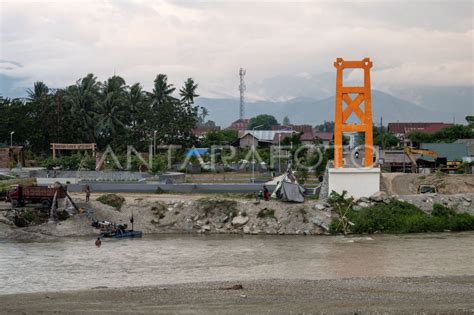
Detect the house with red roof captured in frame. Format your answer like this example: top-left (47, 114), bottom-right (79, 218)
top-left (228, 119), bottom-right (250, 131)
top-left (313, 132), bottom-right (334, 146)
top-left (387, 122), bottom-right (453, 145)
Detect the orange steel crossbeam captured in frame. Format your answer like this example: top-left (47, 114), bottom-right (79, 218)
top-left (333, 58), bottom-right (374, 168)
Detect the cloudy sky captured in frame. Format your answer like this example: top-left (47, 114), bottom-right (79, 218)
top-left (0, 0), bottom-right (472, 100)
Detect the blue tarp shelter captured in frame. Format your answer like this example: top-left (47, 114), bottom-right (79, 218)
top-left (186, 148), bottom-right (209, 158)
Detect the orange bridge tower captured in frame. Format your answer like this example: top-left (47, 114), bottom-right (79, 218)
top-left (333, 57), bottom-right (374, 168)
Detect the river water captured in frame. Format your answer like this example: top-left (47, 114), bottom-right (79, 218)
top-left (1, 232), bottom-right (473, 295)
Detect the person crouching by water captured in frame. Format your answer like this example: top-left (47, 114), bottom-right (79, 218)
top-left (95, 237), bottom-right (101, 247)
top-left (263, 185), bottom-right (270, 201)
top-left (85, 185), bottom-right (91, 202)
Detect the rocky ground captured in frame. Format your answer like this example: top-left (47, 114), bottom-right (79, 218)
top-left (354, 191), bottom-right (474, 214)
top-left (381, 173), bottom-right (474, 195)
top-left (1, 276), bottom-right (473, 314)
top-left (0, 193), bottom-right (333, 240)
top-left (1, 189), bottom-right (473, 241)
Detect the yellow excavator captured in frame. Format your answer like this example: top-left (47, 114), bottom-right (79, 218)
top-left (403, 147), bottom-right (460, 173)
top-left (404, 147), bottom-right (438, 173)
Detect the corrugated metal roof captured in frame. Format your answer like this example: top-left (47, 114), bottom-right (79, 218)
top-left (242, 130), bottom-right (294, 142)
top-left (420, 143), bottom-right (468, 161)
top-left (380, 150), bottom-right (414, 163)
top-left (454, 139), bottom-right (474, 156)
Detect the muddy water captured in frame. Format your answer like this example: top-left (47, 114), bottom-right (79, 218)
top-left (1, 232), bottom-right (473, 295)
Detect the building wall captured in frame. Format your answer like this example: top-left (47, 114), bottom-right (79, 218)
top-left (0, 148), bottom-right (10, 168)
top-left (328, 167), bottom-right (380, 198)
top-left (239, 134), bottom-right (257, 148)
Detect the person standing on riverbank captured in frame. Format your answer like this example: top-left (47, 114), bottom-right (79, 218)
top-left (95, 237), bottom-right (101, 247)
top-left (85, 185), bottom-right (91, 202)
top-left (263, 185), bottom-right (270, 201)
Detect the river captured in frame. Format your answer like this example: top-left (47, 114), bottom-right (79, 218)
top-left (1, 232), bottom-right (473, 295)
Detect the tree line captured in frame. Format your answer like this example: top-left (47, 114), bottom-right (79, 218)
top-left (0, 74), bottom-right (202, 156)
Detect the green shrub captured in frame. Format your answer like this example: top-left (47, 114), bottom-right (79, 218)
top-left (151, 155), bottom-right (168, 174)
top-left (17, 210), bottom-right (49, 226)
top-left (41, 157), bottom-right (60, 170)
top-left (196, 198), bottom-right (238, 217)
top-left (41, 153), bottom-right (95, 170)
top-left (97, 194), bottom-right (125, 210)
top-left (432, 203), bottom-right (456, 217)
top-left (329, 218), bottom-right (343, 234)
top-left (329, 199), bottom-right (474, 234)
top-left (449, 213), bottom-right (474, 231)
top-left (81, 156), bottom-right (97, 170)
top-left (402, 215), bottom-right (444, 233)
top-left (257, 207), bottom-right (276, 219)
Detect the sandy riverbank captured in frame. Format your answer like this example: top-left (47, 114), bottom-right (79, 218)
top-left (0, 193), bottom-right (334, 240)
top-left (1, 276), bottom-right (472, 314)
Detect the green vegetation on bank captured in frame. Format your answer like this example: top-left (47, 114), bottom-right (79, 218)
top-left (0, 178), bottom-right (36, 196)
top-left (41, 153), bottom-right (96, 170)
top-left (328, 191), bottom-right (474, 234)
top-left (196, 198), bottom-right (238, 218)
top-left (97, 194), bottom-right (125, 211)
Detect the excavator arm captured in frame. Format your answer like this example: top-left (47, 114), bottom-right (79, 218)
top-left (403, 147), bottom-right (439, 172)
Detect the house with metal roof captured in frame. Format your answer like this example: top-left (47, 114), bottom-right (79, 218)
top-left (237, 130), bottom-right (296, 148)
top-left (380, 149), bottom-right (415, 172)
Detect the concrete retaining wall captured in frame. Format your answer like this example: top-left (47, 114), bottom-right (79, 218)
top-left (66, 183), bottom-right (276, 194)
top-left (34, 170), bottom-right (150, 181)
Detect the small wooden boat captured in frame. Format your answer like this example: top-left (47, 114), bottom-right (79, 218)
top-left (101, 229), bottom-right (143, 238)
top-left (99, 221), bottom-right (142, 239)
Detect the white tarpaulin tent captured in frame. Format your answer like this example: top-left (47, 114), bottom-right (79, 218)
top-left (271, 170), bottom-right (305, 203)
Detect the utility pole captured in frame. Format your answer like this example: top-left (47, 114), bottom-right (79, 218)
top-left (239, 68), bottom-right (246, 120)
top-left (251, 124), bottom-right (263, 183)
top-left (10, 131), bottom-right (15, 147)
top-left (153, 130), bottom-right (157, 158)
top-left (380, 116), bottom-right (384, 150)
top-left (278, 133), bottom-right (281, 174)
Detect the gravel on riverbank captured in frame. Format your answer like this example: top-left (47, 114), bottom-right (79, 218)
top-left (1, 191), bottom-right (473, 241)
top-left (1, 276), bottom-right (473, 314)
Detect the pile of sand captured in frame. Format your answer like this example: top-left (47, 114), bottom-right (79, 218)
top-left (381, 173), bottom-right (474, 195)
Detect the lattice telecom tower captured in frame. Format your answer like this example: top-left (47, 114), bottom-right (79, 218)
top-left (239, 68), bottom-right (246, 120)
top-left (333, 58), bottom-right (374, 168)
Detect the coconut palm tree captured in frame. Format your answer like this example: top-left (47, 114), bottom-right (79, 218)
top-left (64, 74), bottom-right (101, 142)
top-left (128, 82), bottom-right (146, 127)
top-left (26, 81), bottom-right (50, 102)
top-left (95, 75), bottom-right (128, 138)
top-left (179, 78), bottom-right (199, 106)
top-left (149, 74), bottom-right (176, 109)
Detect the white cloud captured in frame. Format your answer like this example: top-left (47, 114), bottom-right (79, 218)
top-left (0, 0), bottom-right (472, 98)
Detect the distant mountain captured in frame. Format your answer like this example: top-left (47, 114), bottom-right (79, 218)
top-left (195, 90), bottom-right (467, 128)
top-left (390, 86), bottom-right (473, 119)
top-left (247, 72), bottom-right (336, 101)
